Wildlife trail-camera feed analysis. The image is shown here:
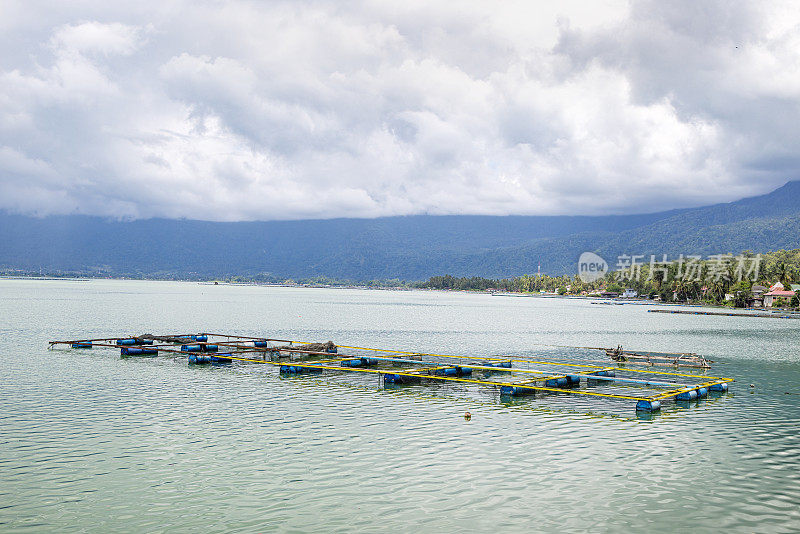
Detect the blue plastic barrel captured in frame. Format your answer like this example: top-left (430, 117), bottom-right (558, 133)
top-left (254, 341), bottom-right (269, 348)
top-left (697, 387), bottom-right (708, 397)
top-left (191, 335), bottom-right (208, 342)
top-left (203, 345), bottom-right (219, 352)
top-left (344, 358), bottom-right (380, 367)
top-left (71, 342), bottom-right (92, 348)
top-left (545, 377), bottom-right (569, 387)
top-left (483, 361), bottom-right (513, 370)
top-left (383, 374), bottom-right (418, 385)
top-left (280, 365), bottom-right (321, 374)
top-left (326, 347), bottom-right (338, 353)
top-left (121, 347), bottom-right (158, 356)
top-left (211, 354), bottom-right (232, 364)
top-left (636, 400), bottom-right (661, 412)
top-left (116, 338), bottom-right (154, 345)
top-left (709, 383), bottom-right (728, 392)
top-left (676, 390), bottom-right (698, 401)
top-left (181, 344), bottom-right (202, 352)
top-left (189, 354), bottom-right (212, 364)
top-left (500, 385), bottom-right (536, 396)
top-left (457, 366), bottom-right (473, 376)
top-left (567, 375), bottom-right (581, 385)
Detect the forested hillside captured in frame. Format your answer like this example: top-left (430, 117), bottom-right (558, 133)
top-left (1, 181), bottom-right (799, 281)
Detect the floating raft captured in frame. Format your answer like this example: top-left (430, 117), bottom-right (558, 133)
top-left (48, 332), bottom-right (734, 413)
top-left (649, 309), bottom-right (800, 319)
top-left (604, 346), bottom-right (711, 369)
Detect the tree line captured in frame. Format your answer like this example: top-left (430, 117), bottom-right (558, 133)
top-left (419, 249), bottom-right (800, 308)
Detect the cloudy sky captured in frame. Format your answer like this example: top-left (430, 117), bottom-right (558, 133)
top-left (1, 1), bottom-right (798, 221)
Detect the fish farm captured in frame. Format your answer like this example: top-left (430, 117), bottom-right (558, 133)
top-left (649, 309), bottom-right (800, 319)
top-left (48, 333), bottom-right (733, 413)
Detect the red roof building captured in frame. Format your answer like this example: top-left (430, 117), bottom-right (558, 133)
top-left (763, 289), bottom-right (797, 307)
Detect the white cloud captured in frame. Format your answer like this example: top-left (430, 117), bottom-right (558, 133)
top-left (0, 1), bottom-right (797, 221)
top-left (52, 21), bottom-right (144, 56)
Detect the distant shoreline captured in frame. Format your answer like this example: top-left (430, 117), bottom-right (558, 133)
top-left (0, 276), bottom-right (91, 281)
top-left (2, 276), bottom-right (794, 313)
top-left (1, 276), bottom-right (796, 313)
top-left (0, 275), bottom-right (417, 291)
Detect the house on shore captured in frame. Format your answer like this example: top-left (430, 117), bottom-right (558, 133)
top-left (750, 284), bottom-right (768, 307)
top-left (763, 282), bottom-right (797, 307)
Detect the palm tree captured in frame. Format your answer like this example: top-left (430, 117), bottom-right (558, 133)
top-left (708, 279), bottom-right (725, 302)
top-left (672, 279), bottom-right (687, 302)
top-left (687, 280), bottom-right (701, 301)
top-left (773, 262), bottom-right (794, 287)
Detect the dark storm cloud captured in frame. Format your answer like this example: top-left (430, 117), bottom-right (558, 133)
top-left (0, 1), bottom-right (797, 220)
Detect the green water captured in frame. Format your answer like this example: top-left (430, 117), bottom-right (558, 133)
top-left (1, 279), bottom-right (799, 532)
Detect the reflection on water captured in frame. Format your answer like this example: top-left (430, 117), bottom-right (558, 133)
top-left (1, 280), bottom-right (799, 532)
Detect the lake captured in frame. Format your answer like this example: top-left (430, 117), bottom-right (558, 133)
top-left (1, 279), bottom-right (799, 532)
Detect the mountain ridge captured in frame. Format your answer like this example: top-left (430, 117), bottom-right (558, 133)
top-left (1, 181), bottom-right (798, 280)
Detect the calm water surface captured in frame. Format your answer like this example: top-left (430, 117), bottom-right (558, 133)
top-left (1, 279), bottom-right (799, 532)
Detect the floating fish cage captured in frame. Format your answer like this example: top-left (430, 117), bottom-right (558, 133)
top-left (48, 332), bottom-right (733, 414)
top-left (649, 309), bottom-right (800, 320)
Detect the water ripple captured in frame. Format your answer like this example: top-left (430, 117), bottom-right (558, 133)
top-left (1, 280), bottom-right (800, 531)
